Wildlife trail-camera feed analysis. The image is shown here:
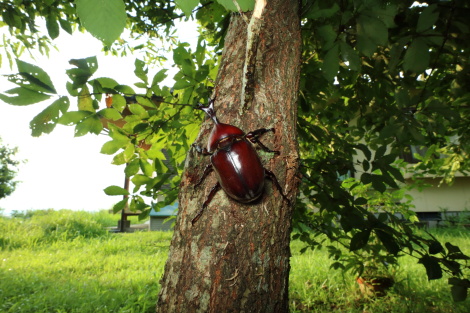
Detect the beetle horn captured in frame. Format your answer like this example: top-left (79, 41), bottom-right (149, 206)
top-left (197, 98), bottom-right (219, 124)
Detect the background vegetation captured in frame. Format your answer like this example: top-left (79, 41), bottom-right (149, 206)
top-left (0, 138), bottom-right (22, 199)
top-left (1, 0), bottom-right (470, 305)
top-left (0, 210), bottom-right (469, 312)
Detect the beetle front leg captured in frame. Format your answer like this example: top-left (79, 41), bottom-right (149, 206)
top-left (191, 182), bottom-right (222, 225)
top-left (245, 128), bottom-right (279, 154)
top-left (265, 169), bottom-right (290, 205)
top-left (192, 143), bottom-right (212, 156)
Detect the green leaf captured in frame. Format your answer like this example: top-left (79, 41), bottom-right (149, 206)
top-left (322, 44), bottom-right (339, 82)
top-left (136, 96), bottom-right (156, 108)
top-left (75, 0), bottom-right (127, 46)
top-left (0, 87), bottom-right (51, 106)
top-left (16, 59), bottom-right (56, 93)
top-left (380, 170), bottom-right (399, 189)
top-left (111, 94), bottom-right (127, 112)
top-left (362, 159), bottom-right (370, 172)
top-left (129, 103), bottom-right (149, 117)
top-left (174, 0), bottom-right (199, 17)
top-left (67, 57), bottom-right (98, 89)
top-left (417, 4), bottom-right (439, 33)
top-left (112, 151), bottom-right (127, 165)
top-left (340, 42), bottom-right (361, 71)
top-left (100, 139), bottom-right (128, 155)
top-left (151, 69), bottom-right (168, 87)
top-left (140, 159), bottom-right (154, 176)
top-left (30, 97), bottom-right (70, 137)
top-left (146, 146), bottom-right (166, 160)
top-left (57, 111), bottom-right (92, 125)
top-left (358, 14), bottom-right (388, 46)
top-left (134, 59), bottom-right (148, 84)
top-left (125, 159), bottom-right (140, 177)
top-left (59, 18), bottom-right (73, 34)
top-left (354, 144), bottom-right (372, 161)
top-left (375, 145), bottom-right (387, 160)
top-left (354, 197), bottom-right (368, 206)
top-left (419, 255), bottom-right (442, 280)
top-left (360, 173), bottom-right (372, 185)
top-left (98, 108), bottom-right (122, 120)
top-left (357, 35), bottom-right (377, 57)
top-left (371, 176), bottom-right (387, 193)
top-left (75, 115), bottom-right (103, 136)
top-left (403, 38), bottom-right (430, 73)
top-left (387, 166), bottom-right (405, 183)
top-left (375, 229), bottom-right (400, 255)
top-left (104, 185), bottom-right (129, 196)
top-left (149, 173), bottom-right (172, 191)
top-left (317, 25), bottom-right (336, 49)
top-left (350, 229), bottom-right (371, 251)
top-left (77, 85), bottom-right (95, 112)
top-left (172, 78), bottom-right (194, 90)
top-left (114, 84), bottom-right (135, 95)
top-left (92, 77), bottom-right (119, 89)
top-left (356, 14), bottom-right (387, 56)
top-left (304, 2), bottom-right (340, 20)
top-left (217, 0), bottom-right (254, 12)
top-left (112, 198), bottom-right (128, 213)
top-left (132, 174), bottom-right (152, 187)
top-left (45, 13), bottom-right (60, 39)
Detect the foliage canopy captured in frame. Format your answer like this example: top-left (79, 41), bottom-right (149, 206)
top-left (1, 0), bottom-right (469, 302)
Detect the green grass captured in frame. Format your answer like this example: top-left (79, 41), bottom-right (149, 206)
top-left (1, 210), bottom-right (469, 312)
top-left (289, 227), bottom-right (470, 312)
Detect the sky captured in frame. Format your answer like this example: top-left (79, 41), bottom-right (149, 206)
top-left (0, 20), bottom-right (198, 216)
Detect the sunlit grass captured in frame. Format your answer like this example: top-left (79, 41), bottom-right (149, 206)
top-left (0, 210), bottom-right (469, 312)
top-left (1, 231), bottom-right (171, 313)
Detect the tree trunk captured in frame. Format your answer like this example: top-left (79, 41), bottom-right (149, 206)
top-left (157, 1), bottom-right (301, 312)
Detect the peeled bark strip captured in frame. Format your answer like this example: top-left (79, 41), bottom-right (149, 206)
top-left (157, 1), bottom-right (301, 312)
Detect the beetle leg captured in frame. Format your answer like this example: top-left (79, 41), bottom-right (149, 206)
top-left (264, 169), bottom-right (290, 205)
top-left (195, 163), bottom-right (213, 188)
top-left (192, 143), bottom-right (212, 156)
top-left (245, 128), bottom-right (280, 154)
top-left (191, 182), bottom-right (222, 225)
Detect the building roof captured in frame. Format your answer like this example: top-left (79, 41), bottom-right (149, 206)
top-left (149, 202), bottom-right (178, 217)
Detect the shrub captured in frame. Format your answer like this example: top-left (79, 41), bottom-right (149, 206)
top-left (0, 209), bottom-right (113, 250)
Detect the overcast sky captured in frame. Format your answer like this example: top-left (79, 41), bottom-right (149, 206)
top-left (0, 20), bottom-right (198, 216)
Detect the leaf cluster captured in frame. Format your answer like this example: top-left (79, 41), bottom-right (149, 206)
top-left (295, 0), bottom-right (470, 301)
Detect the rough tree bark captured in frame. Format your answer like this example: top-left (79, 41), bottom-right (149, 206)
top-left (157, 1), bottom-right (301, 312)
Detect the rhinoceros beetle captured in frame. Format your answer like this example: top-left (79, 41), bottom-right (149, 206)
top-left (191, 99), bottom-right (290, 225)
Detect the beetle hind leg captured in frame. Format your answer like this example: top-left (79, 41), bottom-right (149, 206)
top-left (191, 182), bottom-right (222, 225)
top-left (265, 169), bottom-right (290, 205)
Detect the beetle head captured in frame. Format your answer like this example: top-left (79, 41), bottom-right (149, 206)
top-left (197, 98), bottom-right (219, 124)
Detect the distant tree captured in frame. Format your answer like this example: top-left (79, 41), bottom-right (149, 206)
top-left (0, 138), bottom-right (21, 199)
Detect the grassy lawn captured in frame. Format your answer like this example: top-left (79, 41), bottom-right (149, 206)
top-left (1, 210), bottom-right (469, 312)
